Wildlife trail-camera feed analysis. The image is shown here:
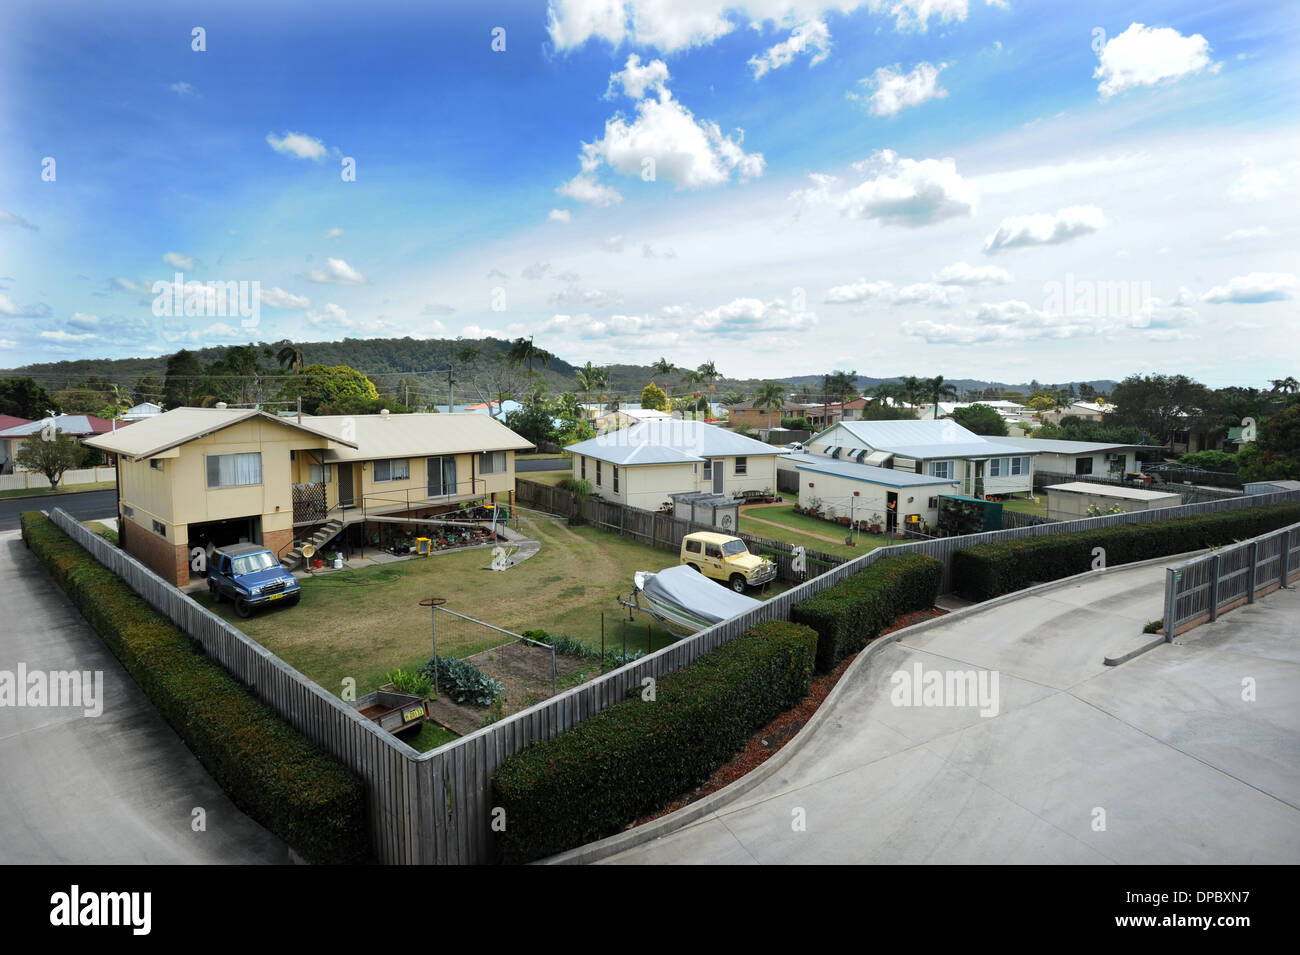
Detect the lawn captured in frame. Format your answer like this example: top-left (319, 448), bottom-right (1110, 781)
top-left (192, 516), bottom-right (695, 704)
top-left (519, 470), bottom-right (572, 487)
top-left (0, 480), bottom-right (116, 500)
top-left (517, 451), bottom-right (570, 461)
top-left (740, 504), bottom-right (891, 561)
top-left (999, 493), bottom-right (1047, 517)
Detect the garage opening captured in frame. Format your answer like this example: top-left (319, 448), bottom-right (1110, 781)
top-left (187, 516), bottom-right (263, 573)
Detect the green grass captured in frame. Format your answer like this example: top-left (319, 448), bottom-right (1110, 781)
top-left (517, 451), bottom-right (570, 461)
top-left (740, 505), bottom-right (891, 560)
top-left (0, 480), bottom-right (116, 500)
top-left (407, 722), bottom-right (460, 753)
top-left (519, 470), bottom-right (573, 487)
top-left (84, 521), bottom-right (119, 544)
top-left (1000, 493), bottom-right (1047, 517)
top-left (194, 517), bottom-right (688, 702)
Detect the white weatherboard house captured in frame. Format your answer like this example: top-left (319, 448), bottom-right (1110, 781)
top-left (781, 451), bottom-right (957, 532)
top-left (566, 420), bottom-right (784, 511)
top-left (797, 419), bottom-right (1041, 522)
top-left (996, 437), bottom-right (1147, 478)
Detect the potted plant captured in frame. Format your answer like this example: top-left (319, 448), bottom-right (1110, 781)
top-left (807, 496), bottom-right (823, 518)
top-left (868, 512), bottom-right (883, 534)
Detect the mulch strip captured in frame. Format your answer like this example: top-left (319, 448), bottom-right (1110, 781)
top-left (632, 606), bottom-right (948, 827)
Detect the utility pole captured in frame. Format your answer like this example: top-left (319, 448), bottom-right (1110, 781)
top-left (447, 365), bottom-right (454, 413)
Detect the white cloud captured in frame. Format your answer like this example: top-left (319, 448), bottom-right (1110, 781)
top-left (163, 251), bottom-right (195, 270)
top-left (261, 286), bottom-right (311, 309)
top-left (1094, 23), bottom-right (1219, 100)
top-left (460, 324), bottom-right (508, 339)
top-left (548, 208), bottom-right (572, 223)
top-left (642, 243), bottom-right (677, 259)
top-left (323, 227), bottom-right (344, 239)
top-left (522, 261), bottom-right (553, 280)
top-left (111, 277), bottom-right (140, 292)
top-left (0, 339), bottom-right (16, 349)
top-left (266, 130), bottom-right (328, 160)
top-left (197, 323), bottom-right (246, 340)
top-left (169, 81), bottom-right (195, 96)
top-left (749, 20), bottom-right (831, 79)
top-left (68, 312), bottom-right (100, 329)
top-left (576, 80), bottom-right (764, 190)
top-left (306, 303), bottom-right (348, 327)
top-left (551, 285), bottom-right (624, 309)
top-left (692, 296), bottom-right (815, 335)
top-left (983, 205), bottom-right (1106, 253)
top-left (40, 329), bottom-right (98, 342)
top-left (558, 173), bottom-right (623, 206)
top-left (1227, 160), bottom-right (1285, 201)
top-left (934, 261), bottom-right (1012, 285)
top-left (0, 209), bottom-right (38, 230)
top-left (851, 62), bottom-right (948, 117)
top-left (794, 150), bottom-right (977, 227)
top-left (0, 293), bottom-right (52, 317)
top-left (1201, 272), bottom-right (1297, 304)
top-left (602, 235), bottom-right (625, 252)
top-left (1222, 226), bottom-right (1275, 241)
top-left (824, 279), bottom-right (962, 307)
top-left (605, 54), bottom-right (670, 99)
top-left (903, 299), bottom-right (1100, 344)
top-left (306, 257), bottom-right (367, 285)
top-left (422, 303), bottom-right (456, 316)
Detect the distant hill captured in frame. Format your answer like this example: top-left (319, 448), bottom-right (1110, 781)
top-left (1, 336), bottom-right (1116, 405)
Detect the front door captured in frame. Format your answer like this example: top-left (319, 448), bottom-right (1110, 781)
top-left (712, 459), bottom-right (724, 494)
top-left (338, 463), bottom-right (355, 507)
top-left (886, 492), bottom-right (898, 532)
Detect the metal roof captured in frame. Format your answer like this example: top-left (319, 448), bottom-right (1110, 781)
top-left (1045, 482), bottom-right (1181, 501)
top-left (815, 419), bottom-right (1037, 459)
top-left (995, 437), bottom-right (1146, 454)
top-left (567, 420), bottom-right (784, 466)
top-left (309, 413), bottom-right (533, 461)
top-left (83, 408), bottom-right (353, 461)
top-left (781, 452), bottom-right (958, 488)
top-left (1, 413), bottom-right (121, 438)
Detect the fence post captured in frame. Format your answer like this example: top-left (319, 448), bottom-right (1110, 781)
top-left (1208, 553), bottom-right (1221, 622)
top-left (1282, 530), bottom-right (1292, 589)
top-left (1247, 540), bottom-right (1258, 604)
top-left (1163, 567), bottom-right (1177, 641)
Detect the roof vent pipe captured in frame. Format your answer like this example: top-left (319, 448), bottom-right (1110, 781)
top-left (215, 402), bottom-right (228, 409)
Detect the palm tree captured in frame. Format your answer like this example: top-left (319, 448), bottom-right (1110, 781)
top-left (896, 375), bottom-right (926, 411)
top-left (651, 357), bottom-right (676, 389)
top-left (275, 342), bottom-right (304, 373)
top-left (754, 381), bottom-right (787, 429)
top-left (925, 375), bottom-right (959, 418)
top-left (697, 360), bottom-right (720, 392)
top-left (507, 336), bottom-right (552, 374)
top-left (1270, 376), bottom-right (1299, 395)
top-left (575, 361), bottom-right (600, 412)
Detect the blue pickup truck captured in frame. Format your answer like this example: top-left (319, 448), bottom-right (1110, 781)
top-left (207, 543), bottom-right (301, 618)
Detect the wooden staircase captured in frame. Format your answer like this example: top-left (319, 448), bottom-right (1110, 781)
top-left (280, 519), bottom-right (344, 570)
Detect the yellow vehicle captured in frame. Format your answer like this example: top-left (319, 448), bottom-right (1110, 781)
top-left (680, 531), bottom-right (777, 593)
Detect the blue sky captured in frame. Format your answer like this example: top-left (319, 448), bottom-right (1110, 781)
top-left (1, 0), bottom-right (1297, 386)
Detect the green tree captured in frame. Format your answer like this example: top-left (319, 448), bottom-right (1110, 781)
top-left (1110, 374), bottom-right (1214, 444)
top-left (1237, 404), bottom-right (1300, 481)
top-left (504, 404), bottom-right (555, 447)
top-left (0, 377), bottom-right (59, 419)
top-left (650, 357), bottom-right (675, 389)
top-left (951, 403), bottom-right (1008, 436)
top-left (641, 382), bottom-right (669, 411)
top-left (506, 336), bottom-right (553, 375)
top-left (281, 364), bottom-right (381, 414)
top-left (754, 381), bottom-right (786, 428)
top-left (275, 341), bottom-right (305, 373)
top-left (132, 372), bottom-right (165, 407)
top-left (164, 349), bottom-right (204, 407)
top-left (15, 430), bottom-right (84, 490)
top-left (925, 375), bottom-right (959, 418)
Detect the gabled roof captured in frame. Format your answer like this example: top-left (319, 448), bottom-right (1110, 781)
top-left (0, 413), bottom-right (124, 438)
top-left (0, 414), bottom-right (32, 432)
top-left (567, 419), bottom-right (784, 465)
top-left (815, 419), bottom-right (1040, 459)
top-left (83, 407), bottom-right (355, 461)
top-left (309, 412), bottom-right (532, 461)
top-left (781, 452), bottom-right (957, 488)
top-left (996, 437), bottom-right (1146, 454)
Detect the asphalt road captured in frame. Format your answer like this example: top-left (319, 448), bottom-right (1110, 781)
top-left (597, 562), bottom-right (1300, 864)
top-left (0, 529), bottom-right (286, 863)
top-left (0, 488), bottom-right (117, 532)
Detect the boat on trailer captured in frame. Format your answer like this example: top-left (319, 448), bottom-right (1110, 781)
top-left (630, 564), bottom-right (762, 635)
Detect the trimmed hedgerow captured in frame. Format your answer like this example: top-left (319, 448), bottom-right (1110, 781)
top-left (791, 553), bottom-right (943, 673)
top-left (491, 619), bottom-right (817, 864)
top-left (952, 503), bottom-right (1300, 602)
top-left (20, 512), bottom-right (370, 864)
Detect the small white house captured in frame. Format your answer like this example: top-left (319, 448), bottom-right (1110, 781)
top-left (782, 451), bottom-right (957, 533)
top-left (996, 437), bottom-right (1146, 479)
top-left (566, 420), bottom-right (784, 511)
top-left (806, 419), bottom-right (1040, 499)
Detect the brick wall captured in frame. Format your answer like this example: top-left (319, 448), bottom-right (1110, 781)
top-left (124, 517), bottom-right (190, 586)
top-left (262, 528), bottom-right (292, 564)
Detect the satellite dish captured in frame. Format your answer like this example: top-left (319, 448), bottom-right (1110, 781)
top-left (301, 544), bottom-right (316, 558)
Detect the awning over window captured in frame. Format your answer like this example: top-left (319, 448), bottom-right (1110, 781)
top-left (866, 450), bottom-right (892, 467)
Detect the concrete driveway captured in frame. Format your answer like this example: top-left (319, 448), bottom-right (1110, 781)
top-left (596, 561), bottom-right (1300, 864)
top-left (0, 529), bottom-right (287, 863)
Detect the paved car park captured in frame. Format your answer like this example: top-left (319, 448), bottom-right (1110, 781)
top-left (595, 562), bottom-right (1300, 864)
top-left (0, 529), bottom-right (286, 863)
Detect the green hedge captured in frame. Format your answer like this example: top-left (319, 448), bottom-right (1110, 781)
top-left (491, 619), bottom-right (817, 864)
top-left (953, 503), bottom-right (1300, 602)
top-left (20, 512), bottom-right (370, 864)
top-left (791, 554), bottom-right (943, 673)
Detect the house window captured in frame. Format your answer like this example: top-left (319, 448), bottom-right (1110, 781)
top-left (596, 460), bottom-right (602, 486)
top-left (1011, 456), bottom-right (1028, 476)
top-left (702, 460), bottom-right (712, 480)
top-left (988, 458), bottom-right (1002, 477)
top-left (373, 458), bottom-right (411, 482)
top-left (478, 451), bottom-right (506, 474)
top-left (735, 456), bottom-right (747, 475)
top-left (308, 462), bottom-right (332, 483)
top-left (1075, 457), bottom-right (1093, 475)
top-left (151, 519), bottom-right (166, 537)
top-left (581, 456), bottom-right (587, 480)
top-left (150, 459), bottom-right (164, 471)
top-left (928, 460), bottom-right (953, 480)
top-left (928, 497), bottom-right (939, 509)
top-left (206, 452), bottom-right (262, 488)
top-left (613, 465), bottom-right (619, 493)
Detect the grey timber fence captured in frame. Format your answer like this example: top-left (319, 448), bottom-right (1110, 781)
top-left (47, 483), bottom-right (1300, 864)
top-left (1162, 521), bottom-right (1300, 637)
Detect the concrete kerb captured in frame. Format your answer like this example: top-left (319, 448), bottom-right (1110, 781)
top-left (541, 547), bottom-right (1209, 865)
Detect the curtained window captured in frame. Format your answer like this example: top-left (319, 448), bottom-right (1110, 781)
top-left (207, 452), bottom-right (262, 488)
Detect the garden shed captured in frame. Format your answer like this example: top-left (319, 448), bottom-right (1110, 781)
top-left (1044, 482), bottom-right (1181, 520)
top-left (670, 491), bottom-right (740, 533)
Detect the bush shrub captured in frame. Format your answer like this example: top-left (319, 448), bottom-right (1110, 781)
top-left (521, 629), bottom-right (645, 669)
top-left (790, 553), bottom-right (942, 672)
top-left (19, 512), bottom-right (369, 864)
top-left (419, 655), bottom-right (503, 706)
top-left (386, 667), bottom-right (434, 698)
top-left (952, 503), bottom-right (1300, 602)
top-left (492, 619), bottom-right (817, 863)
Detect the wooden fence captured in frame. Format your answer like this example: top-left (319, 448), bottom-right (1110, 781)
top-left (1000, 509), bottom-right (1058, 529)
top-left (48, 483), bottom-right (1300, 864)
top-left (514, 479), bottom-right (847, 583)
top-left (1163, 522), bottom-right (1300, 637)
